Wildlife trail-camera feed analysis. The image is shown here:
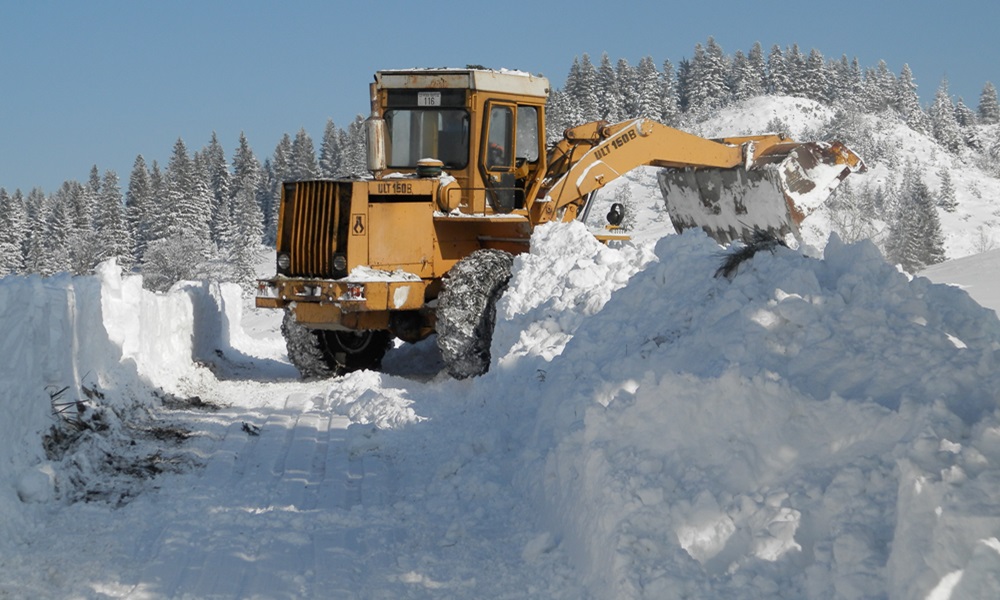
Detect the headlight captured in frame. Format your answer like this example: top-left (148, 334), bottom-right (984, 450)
top-left (333, 254), bottom-right (348, 273)
top-left (277, 253), bottom-right (291, 271)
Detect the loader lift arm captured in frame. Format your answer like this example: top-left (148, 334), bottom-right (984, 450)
top-left (532, 118), bottom-right (864, 243)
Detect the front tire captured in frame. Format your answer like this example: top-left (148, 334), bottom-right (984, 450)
top-left (436, 249), bottom-right (514, 379)
top-left (281, 310), bottom-right (392, 379)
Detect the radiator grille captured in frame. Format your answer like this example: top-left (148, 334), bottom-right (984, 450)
top-left (286, 181), bottom-right (339, 277)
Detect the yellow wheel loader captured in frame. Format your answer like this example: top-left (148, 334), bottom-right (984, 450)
top-left (256, 68), bottom-right (864, 378)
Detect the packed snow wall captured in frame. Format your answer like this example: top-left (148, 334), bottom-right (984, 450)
top-left (0, 262), bottom-right (243, 535)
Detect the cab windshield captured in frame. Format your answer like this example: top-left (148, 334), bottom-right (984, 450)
top-left (385, 109), bottom-right (469, 169)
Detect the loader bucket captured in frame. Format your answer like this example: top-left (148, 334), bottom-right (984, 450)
top-left (658, 141), bottom-right (864, 244)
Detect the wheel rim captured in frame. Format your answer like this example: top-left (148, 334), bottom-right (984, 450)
top-left (329, 330), bottom-right (374, 354)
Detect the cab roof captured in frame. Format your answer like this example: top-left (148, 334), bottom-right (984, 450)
top-left (375, 69), bottom-right (550, 99)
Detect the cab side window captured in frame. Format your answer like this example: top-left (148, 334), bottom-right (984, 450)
top-left (516, 106), bottom-right (539, 162)
top-left (486, 105), bottom-right (513, 169)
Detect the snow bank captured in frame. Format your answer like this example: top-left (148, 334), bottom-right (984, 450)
top-left (0, 262), bottom-right (244, 537)
top-left (489, 224), bottom-right (1000, 598)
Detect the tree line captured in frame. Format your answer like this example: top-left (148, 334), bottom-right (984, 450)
top-left (547, 38), bottom-right (999, 140)
top-left (0, 119), bottom-right (368, 290)
top-left (547, 38), bottom-right (1000, 272)
top-left (3, 39), bottom-right (999, 285)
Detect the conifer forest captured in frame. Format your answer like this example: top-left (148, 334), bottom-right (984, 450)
top-left (3, 38), bottom-right (999, 287)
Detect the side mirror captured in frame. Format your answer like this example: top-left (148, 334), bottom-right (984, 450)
top-left (607, 203), bottom-right (625, 226)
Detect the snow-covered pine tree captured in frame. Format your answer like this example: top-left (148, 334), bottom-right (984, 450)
top-left (937, 168), bottom-right (958, 212)
top-left (895, 64), bottom-right (929, 133)
top-left (955, 97), bottom-right (977, 128)
top-left (597, 53), bottom-right (622, 122)
top-left (675, 57), bottom-right (692, 113)
top-left (930, 78), bottom-right (962, 153)
top-left (575, 54), bottom-right (600, 122)
top-left (875, 60), bottom-right (898, 110)
top-left (145, 160), bottom-right (169, 245)
top-left (784, 44), bottom-right (806, 97)
top-left (660, 59), bottom-right (680, 125)
top-left (344, 116), bottom-right (368, 176)
top-left (731, 46), bottom-right (765, 102)
top-left (23, 188), bottom-right (50, 275)
top-left (835, 56), bottom-right (865, 109)
top-left (0, 189), bottom-right (27, 275)
top-left (211, 184), bottom-right (236, 255)
top-left (827, 55), bottom-right (850, 105)
top-left (230, 132), bottom-right (265, 287)
top-left (165, 138), bottom-right (209, 245)
top-left (615, 57), bottom-right (637, 118)
top-left (704, 38), bottom-right (731, 111)
top-left (141, 138), bottom-right (215, 288)
top-left (861, 60), bottom-right (896, 112)
top-left (28, 188), bottom-right (72, 276)
top-left (95, 170), bottom-right (133, 270)
top-left (767, 45), bottom-right (791, 95)
top-left (801, 48), bottom-right (830, 104)
top-left (746, 42), bottom-right (767, 97)
top-left (203, 132), bottom-right (232, 250)
top-left (87, 166), bottom-right (101, 203)
top-left (730, 50), bottom-right (751, 102)
top-left (60, 179), bottom-right (101, 275)
top-left (545, 89), bottom-right (574, 141)
top-left (272, 133), bottom-right (294, 184)
top-left (290, 128), bottom-right (319, 180)
top-left (634, 56), bottom-right (662, 121)
top-left (979, 82), bottom-right (999, 124)
top-left (685, 38), bottom-right (730, 116)
top-left (319, 119), bottom-right (342, 178)
top-left (189, 149), bottom-right (216, 249)
top-left (887, 164), bottom-right (945, 271)
top-left (125, 155), bottom-right (153, 262)
top-left (72, 170), bottom-right (98, 259)
top-left (231, 180), bottom-right (264, 289)
top-left (259, 158), bottom-right (279, 245)
top-left (914, 176), bottom-right (946, 267)
top-left (564, 56), bottom-right (582, 101)
top-left (258, 135), bottom-right (294, 243)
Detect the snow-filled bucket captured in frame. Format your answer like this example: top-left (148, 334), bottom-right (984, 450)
top-left (659, 140), bottom-right (865, 244)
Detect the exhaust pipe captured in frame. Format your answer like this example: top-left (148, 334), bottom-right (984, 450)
top-left (365, 82), bottom-right (386, 174)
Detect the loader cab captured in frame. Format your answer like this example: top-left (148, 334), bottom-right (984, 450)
top-left (373, 69), bottom-right (549, 215)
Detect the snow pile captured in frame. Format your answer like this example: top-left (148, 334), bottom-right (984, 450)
top-left (489, 224), bottom-right (1000, 598)
top-left (0, 262), bottom-right (244, 532)
top-left (492, 222), bottom-right (656, 367)
top-left (4, 220), bottom-right (1000, 597)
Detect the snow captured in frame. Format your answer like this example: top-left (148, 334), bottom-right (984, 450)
top-left (4, 96), bottom-right (1000, 598)
top-left (2, 214), bottom-right (1000, 598)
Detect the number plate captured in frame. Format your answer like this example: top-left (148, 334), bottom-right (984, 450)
top-left (417, 92), bottom-right (441, 107)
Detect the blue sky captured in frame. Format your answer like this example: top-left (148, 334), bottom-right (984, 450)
top-left (2, 1), bottom-right (997, 194)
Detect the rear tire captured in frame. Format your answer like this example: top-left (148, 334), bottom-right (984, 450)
top-left (281, 310), bottom-right (392, 379)
top-left (436, 249), bottom-right (514, 379)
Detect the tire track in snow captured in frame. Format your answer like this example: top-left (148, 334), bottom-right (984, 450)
top-left (122, 382), bottom-right (388, 599)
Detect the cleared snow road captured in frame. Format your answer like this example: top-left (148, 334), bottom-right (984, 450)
top-left (123, 383), bottom-right (383, 598)
top-left (5, 369), bottom-right (580, 599)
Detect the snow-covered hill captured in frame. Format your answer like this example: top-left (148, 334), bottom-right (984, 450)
top-left (592, 96), bottom-right (1000, 262)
